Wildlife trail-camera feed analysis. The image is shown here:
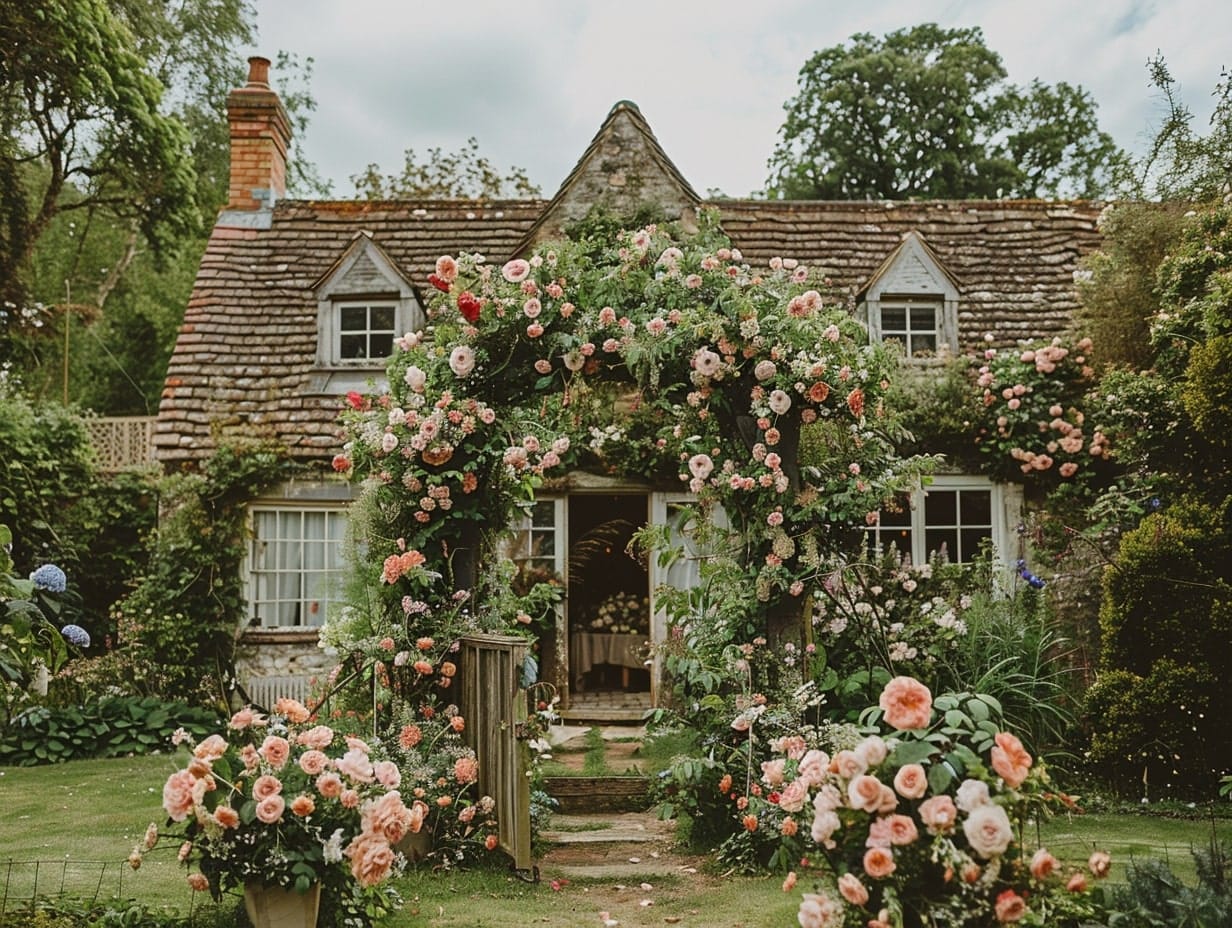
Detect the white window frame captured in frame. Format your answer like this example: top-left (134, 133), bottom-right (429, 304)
top-left (875, 298), bottom-right (944, 359)
top-left (333, 300), bottom-right (398, 365)
top-left (864, 475), bottom-right (1019, 571)
top-left (244, 502), bottom-right (349, 629)
top-left (509, 496), bottom-right (567, 579)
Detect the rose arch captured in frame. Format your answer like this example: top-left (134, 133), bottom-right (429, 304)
top-left (334, 206), bottom-right (932, 688)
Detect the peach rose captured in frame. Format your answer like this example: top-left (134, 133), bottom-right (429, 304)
top-left (893, 763), bottom-right (928, 799)
top-left (797, 750), bottom-right (830, 787)
top-left (229, 707), bottom-right (266, 730)
top-left (838, 872), bottom-right (869, 906)
top-left (854, 735), bottom-right (888, 767)
top-left (450, 716), bottom-right (465, 733)
top-left (373, 760), bottom-right (401, 788)
top-left (1067, 872), bottom-right (1088, 892)
top-left (885, 813), bottom-right (919, 846)
top-left (1088, 850), bottom-right (1111, 878)
top-left (362, 791), bottom-right (414, 843)
top-left (336, 748), bottom-right (375, 783)
top-left (316, 772), bottom-right (343, 798)
top-left (878, 677), bottom-right (932, 730)
top-left (782, 871), bottom-right (798, 892)
top-left (162, 770), bottom-right (197, 822)
top-left (252, 774), bottom-right (283, 801)
top-left (346, 833), bottom-right (395, 887)
top-left (778, 778), bottom-right (809, 814)
top-left (485, 834), bottom-right (499, 851)
top-left (258, 735), bottom-right (291, 770)
top-left (761, 758), bottom-right (786, 787)
top-left (275, 698), bottom-right (311, 724)
top-left (193, 734), bottom-right (228, 761)
top-left (876, 784), bottom-right (899, 814)
top-left (290, 794), bottom-right (316, 817)
top-left (407, 800), bottom-right (428, 834)
top-left (847, 775), bottom-right (883, 812)
top-left (995, 889), bottom-right (1027, 922)
top-left (187, 872), bottom-right (209, 892)
top-left (296, 725), bottom-right (334, 750)
top-left (798, 893), bottom-right (843, 928)
top-left (341, 789), bottom-right (360, 809)
top-left (811, 809), bottom-right (841, 846)
top-left (255, 795), bottom-right (285, 824)
top-left (1031, 848), bottom-right (1058, 880)
top-left (831, 750), bottom-right (866, 779)
top-left (240, 744), bottom-right (260, 772)
top-left (781, 817), bottom-right (799, 837)
top-left (214, 805), bottom-right (240, 829)
top-left (990, 731), bottom-right (1033, 788)
top-left (299, 749), bottom-right (330, 776)
top-left (863, 847), bottom-right (896, 879)
top-left (963, 803), bottom-right (1013, 859)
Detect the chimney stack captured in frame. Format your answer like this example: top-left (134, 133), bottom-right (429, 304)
top-left (226, 56), bottom-right (292, 210)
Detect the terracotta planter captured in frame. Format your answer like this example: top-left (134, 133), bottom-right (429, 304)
top-left (243, 882), bottom-right (320, 928)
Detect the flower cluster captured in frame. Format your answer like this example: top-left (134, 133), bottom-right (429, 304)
top-left (971, 334), bottom-right (1108, 484)
top-left (139, 698), bottom-right (419, 910)
top-left (587, 591), bottom-right (650, 635)
top-left (729, 677), bottom-right (1110, 927)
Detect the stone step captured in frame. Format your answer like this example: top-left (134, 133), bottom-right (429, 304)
top-left (542, 812), bottom-right (673, 846)
top-left (544, 775), bottom-right (652, 813)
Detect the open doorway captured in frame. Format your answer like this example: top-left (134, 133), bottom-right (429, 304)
top-left (567, 494), bottom-right (651, 711)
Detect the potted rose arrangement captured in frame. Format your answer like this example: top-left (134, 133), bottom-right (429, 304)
top-left (727, 676), bottom-right (1110, 926)
top-left (137, 697), bottom-right (419, 928)
top-left (587, 591), bottom-right (650, 635)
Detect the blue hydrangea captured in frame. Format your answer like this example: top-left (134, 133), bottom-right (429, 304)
top-left (61, 624), bottom-right (90, 648)
top-left (29, 564), bottom-right (67, 593)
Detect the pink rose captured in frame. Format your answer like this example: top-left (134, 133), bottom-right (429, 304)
top-left (374, 760), bottom-right (401, 788)
top-left (336, 748), bottom-right (375, 783)
top-left (878, 676), bottom-right (932, 730)
top-left (193, 734), bottom-right (228, 761)
top-left (995, 889), bottom-right (1027, 922)
top-left (1088, 850), bottom-right (1111, 878)
top-left (918, 794), bottom-right (957, 834)
top-left (258, 735), bottom-right (291, 770)
top-left (214, 805), bottom-right (240, 829)
top-left (316, 772), bottom-right (343, 798)
top-left (229, 707), bottom-right (266, 730)
top-left (831, 750), bottom-right (865, 780)
top-left (893, 764), bottom-right (928, 799)
top-left (854, 735), bottom-right (888, 767)
top-left (847, 774), bottom-right (883, 811)
top-left (345, 833), bottom-right (396, 887)
top-left (297, 725), bottom-right (334, 749)
top-left (990, 731), bottom-right (1033, 788)
top-left (252, 774), bottom-right (283, 801)
top-left (761, 758), bottom-right (786, 787)
top-left (884, 813), bottom-right (918, 845)
top-left (255, 795), bottom-right (285, 824)
top-left (797, 750), bottom-right (830, 786)
top-left (1031, 848), bottom-right (1058, 880)
top-left (299, 750), bottom-right (329, 776)
top-left (837, 872), bottom-right (869, 906)
top-left (777, 778), bottom-right (809, 813)
top-left (501, 259), bottom-right (531, 283)
top-left (162, 770), bottom-right (197, 822)
top-left (797, 893), bottom-right (844, 928)
top-left (863, 847), bottom-right (896, 879)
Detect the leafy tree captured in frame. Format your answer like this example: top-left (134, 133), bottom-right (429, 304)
top-left (0, 0), bottom-right (199, 308)
top-left (766, 23), bottom-right (1121, 200)
top-left (352, 136), bottom-right (541, 199)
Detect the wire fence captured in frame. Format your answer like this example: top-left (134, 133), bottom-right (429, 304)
top-left (0, 858), bottom-right (220, 920)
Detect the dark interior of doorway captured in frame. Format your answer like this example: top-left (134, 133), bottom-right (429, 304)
top-left (568, 493), bottom-right (650, 699)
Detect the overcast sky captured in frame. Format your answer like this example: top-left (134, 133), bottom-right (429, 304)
top-left (249, 0), bottom-right (1230, 198)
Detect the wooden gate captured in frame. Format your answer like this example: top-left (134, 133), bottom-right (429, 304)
top-left (460, 634), bottom-right (534, 876)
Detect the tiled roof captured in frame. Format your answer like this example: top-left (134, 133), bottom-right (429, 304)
top-left (156, 103), bottom-right (1105, 466)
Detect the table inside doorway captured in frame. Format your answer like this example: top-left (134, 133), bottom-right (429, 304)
top-left (571, 633), bottom-right (649, 689)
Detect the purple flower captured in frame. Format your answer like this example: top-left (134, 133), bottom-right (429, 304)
top-left (61, 624), bottom-right (90, 648)
top-left (29, 564), bottom-right (66, 593)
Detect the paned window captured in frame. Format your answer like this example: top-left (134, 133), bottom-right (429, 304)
top-left (864, 478), bottom-right (1001, 566)
top-left (878, 301), bottom-right (940, 358)
top-left (247, 506), bottom-right (348, 628)
top-left (336, 302), bottom-right (396, 362)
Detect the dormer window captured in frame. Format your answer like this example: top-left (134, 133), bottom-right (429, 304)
top-left (337, 302), bottom-right (397, 362)
top-left (878, 299), bottom-right (942, 359)
top-left (860, 233), bottom-right (959, 362)
top-left (309, 232), bottom-right (424, 394)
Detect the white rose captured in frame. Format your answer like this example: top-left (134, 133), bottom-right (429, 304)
top-left (768, 389), bottom-right (792, 415)
top-left (963, 803), bottom-right (1013, 859)
top-left (404, 365), bottom-right (427, 392)
top-left (955, 778), bottom-right (991, 812)
top-left (449, 346), bottom-right (476, 378)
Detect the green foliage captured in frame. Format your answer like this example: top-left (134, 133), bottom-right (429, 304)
top-left (1088, 498), bottom-right (1232, 796)
top-left (352, 136), bottom-right (541, 199)
top-left (1182, 334), bottom-right (1232, 453)
top-left (0, 897), bottom-right (234, 928)
top-left (1076, 202), bottom-right (1188, 372)
top-left (0, 0), bottom-right (199, 307)
top-left (767, 23), bottom-right (1120, 199)
top-left (1105, 842), bottom-right (1232, 927)
top-left (109, 444), bottom-right (297, 702)
top-left (1153, 206), bottom-right (1232, 378)
top-left (0, 696), bottom-right (221, 765)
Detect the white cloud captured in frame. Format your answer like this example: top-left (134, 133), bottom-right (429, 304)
top-left (252, 0), bottom-right (1231, 197)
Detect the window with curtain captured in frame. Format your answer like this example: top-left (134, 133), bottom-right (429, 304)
top-left (247, 506), bottom-right (348, 628)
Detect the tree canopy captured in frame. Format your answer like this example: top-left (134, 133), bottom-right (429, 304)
top-left (766, 23), bottom-right (1122, 200)
top-left (352, 137), bottom-right (541, 199)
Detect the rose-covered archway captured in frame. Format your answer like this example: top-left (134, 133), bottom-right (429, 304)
top-left (334, 206), bottom-right (932, 687)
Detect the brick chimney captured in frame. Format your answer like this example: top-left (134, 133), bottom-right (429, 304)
top-left (226, 56), bottom-right (292, 210)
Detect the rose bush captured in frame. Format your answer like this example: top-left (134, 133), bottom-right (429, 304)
top-left (136, 698), bottom-right (417, 927)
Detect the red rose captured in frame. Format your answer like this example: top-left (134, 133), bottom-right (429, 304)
top-left (457, 291), bottom-right (482, 323)
top-left (331, 454), bottom-right (351, 473)
top-left (345, 391), bottom-right (365, 410)
top-left (427, 273), bottom-right (452, 293)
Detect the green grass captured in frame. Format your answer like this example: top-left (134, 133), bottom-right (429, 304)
top-left (1, 755), bottom-right (1229, 926)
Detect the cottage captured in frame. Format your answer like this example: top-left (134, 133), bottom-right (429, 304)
top-left (156, 58), bottom-right (1103, 716)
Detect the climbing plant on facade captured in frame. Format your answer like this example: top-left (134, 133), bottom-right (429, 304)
top-left (335, 207), bottom-right (934, 656)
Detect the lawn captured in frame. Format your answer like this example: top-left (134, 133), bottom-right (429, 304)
top-left (0, 755), bottom-right (1227, 926)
